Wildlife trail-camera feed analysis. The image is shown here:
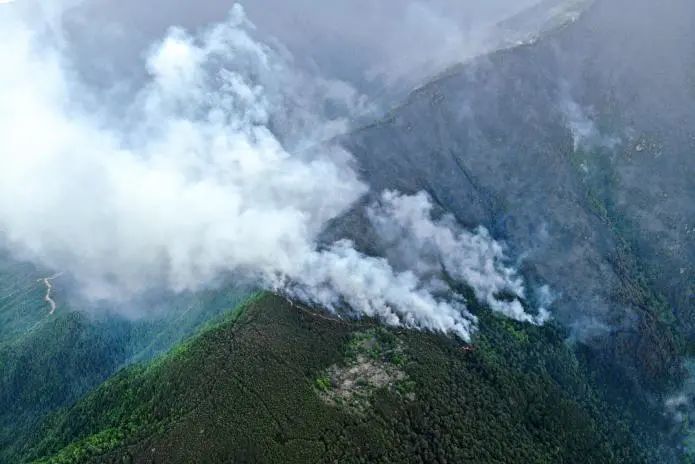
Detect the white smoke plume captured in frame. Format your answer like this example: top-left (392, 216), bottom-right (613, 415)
top-left (0, 3), bottom-right (365, 298)
top-left (0, 2), bottom-right (548, 341)
top-left (278, 191), bottom-right (549, 342)
top-left (283, 242), bottom-right (477, 341)
top-left (368, 191), bottom-right (550, 325)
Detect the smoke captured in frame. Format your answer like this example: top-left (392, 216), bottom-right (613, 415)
top-left (559, 84), bottom-right (621, 152)
top-left (282, 191), bottom-right (548, 342)
top-left (367, 191), bottom-right (550, 325)
top-left (0, 2), bottom-right (548, 340)
top-left (58, 0), bottom-right (548, 106)
top-left (285, 242), bottom-right (478, 341)
top-left (0, 3), bottom-right (364, 298)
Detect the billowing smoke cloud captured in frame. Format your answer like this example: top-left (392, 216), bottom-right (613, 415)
top-left (0, 3), bottom-right (365, 298)
top-left (281, 191), bottom-right (549, 341)
top-left (284, 242), bottom-right (477, 341)
top-left (0, 2), bottom-right (547, 341)
top-left (368, 191), bottom-right (550, 325)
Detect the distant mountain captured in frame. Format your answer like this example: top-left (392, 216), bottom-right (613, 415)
top-left (492, 0), bottom-right (593, 47)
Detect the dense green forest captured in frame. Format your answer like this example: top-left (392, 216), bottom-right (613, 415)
top-left (14, 293), bottom-right (675, 464)
top-left (0, 255), bottom-right (248, 462)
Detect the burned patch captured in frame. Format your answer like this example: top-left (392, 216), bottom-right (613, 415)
top-left (315, 328), bottom-right (414, 411)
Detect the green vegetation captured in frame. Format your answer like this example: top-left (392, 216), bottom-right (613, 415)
top-left (0, 255), bottom-right (249, 463)
top-left (315, 375), bottom-right (331, 392)
top-left (34, 429), bottom-right (124, 464)
top-left (568, 143), bottom-right (685, 391)
top-left (13, 293), bottom-right (674, 463)
top-left (344, 327), bottom-right (404, 363)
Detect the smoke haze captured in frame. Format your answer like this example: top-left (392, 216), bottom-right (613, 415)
top-left (59, 0), bottom-right (550, 106)
top-left (0, 1), bottom-right (549, 339)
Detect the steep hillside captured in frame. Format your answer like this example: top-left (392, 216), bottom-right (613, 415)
top-left (21, 293), bottom-right (674, 463)
top-left (0, 255), bottom-right (248, 462)
top-left (0, 253), bottom-right (58, 344)
top-left (334, 0), bottom-right (693, 395)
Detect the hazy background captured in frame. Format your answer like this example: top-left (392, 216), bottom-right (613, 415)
top-left (60, 0), bottom-right (547, 107)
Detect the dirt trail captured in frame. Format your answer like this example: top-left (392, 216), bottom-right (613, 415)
top-left (38, 273), bottom-right (63, 315)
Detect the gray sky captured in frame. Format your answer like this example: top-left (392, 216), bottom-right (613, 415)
top-left (60, 0), bottom-right (542, 101)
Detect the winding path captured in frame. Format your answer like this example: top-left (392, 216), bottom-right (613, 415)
top-left (38, 273), bottom-right (63, 315)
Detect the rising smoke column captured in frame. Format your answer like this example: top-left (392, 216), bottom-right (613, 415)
top-left (0, 3), bottom-right (548, 341)
top-left (0, 4), bottom-right (364, 298)
top-left (367, 191), bottom-right (551, 325)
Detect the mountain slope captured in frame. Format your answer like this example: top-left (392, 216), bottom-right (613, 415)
top-left (0, 255), bottom-right (248, 462)
top-left (334, 0), bottom-right (693, 395)
top-left (22, 293), bottom-right (672, 463)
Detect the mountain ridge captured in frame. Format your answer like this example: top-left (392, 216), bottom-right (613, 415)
top-left (22, 292), bottom-right (671, 463)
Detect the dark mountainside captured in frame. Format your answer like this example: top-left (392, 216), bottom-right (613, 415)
top-left (333, 0), bottom-right (694, 394)
top-left (0, 0), bottom-right (693, 462)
